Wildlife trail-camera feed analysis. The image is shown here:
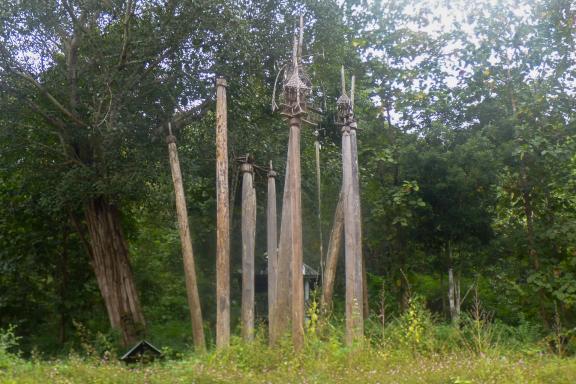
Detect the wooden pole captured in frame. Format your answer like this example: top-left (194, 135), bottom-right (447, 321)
top-left (271, 153), bottom-right (292, 345)
top-left (267, 162), bottom-right (278, 341)
top-left (320, 189), bottom-right (344, 312)
top-left (350, 75), bottom-right (367, 320)
top-left (272, 118), bottom-right (304, 349)
top-left (241, 162), bottom-right (256, 341)
top-left (272, 18), bottom-right (307, 350)
top-left (289, 117), bottom-right (304, 351)
top-left (338, 67), bottom-right (363, 345)
top-left (215, 77), bottom-right (230, 348)
top-left (315, 138), bottom-right (324, 279)
top-left (166, 125), bottom-right (206, 351)
top-left (342, 123), bottom-right (362, 345)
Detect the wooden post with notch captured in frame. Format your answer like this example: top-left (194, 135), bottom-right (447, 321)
top-left (166, 123), bottom-right (206, 351)
top-left (215, 77), bottom-right (230, 348)
top-left (240, 161), bottom-right (256, 341)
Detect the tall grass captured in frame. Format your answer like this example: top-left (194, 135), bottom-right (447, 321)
top-left (2, 295), bottom-right (576, 383)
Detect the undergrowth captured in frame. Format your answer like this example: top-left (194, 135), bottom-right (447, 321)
top-left (1, 300), bottom-right (576, 383)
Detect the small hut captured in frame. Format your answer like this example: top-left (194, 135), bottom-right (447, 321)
top-left (120, 340), bottom-right (162, 364)
top-left (255, 263), bottom-right (319, 305)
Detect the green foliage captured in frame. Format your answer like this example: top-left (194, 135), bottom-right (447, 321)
top-left (0, 325), bottom-right (21, 369)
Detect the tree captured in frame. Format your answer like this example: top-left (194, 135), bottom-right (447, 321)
top-left (0, 0), bottom-right (219, 346)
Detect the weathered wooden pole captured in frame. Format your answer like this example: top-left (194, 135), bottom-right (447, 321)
top-left (272, 19), bottom-right (309, 350)
top-left (241, 161), bottom-right (256, 341)
top-left (314, 132), bottom-right (324, 270)
top-left (350, 75), bottom-right (368, 320)
top-left (320, 190), bottom-right (344, 312)
top-left (271, 156), bottom-right (292, 345)
top-left (289, 115), bottom-right (304, 350)
top-left (215, 77), bottom-right (230, 348)
top-left (267, 161), bottom-right (278, 341)
top-left (338, 67), bottom-right (363, 345)
top-left (166, 123), bottom-right (206, 351)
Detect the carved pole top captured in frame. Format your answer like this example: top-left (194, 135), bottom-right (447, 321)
top-left (240, 163), bottom-right (254, 174)
top-left (216, 77), bottom-right (228, 87)
top-left (337, 68), bottom-right (359, 133)
top-left (268, 161), bottom-right (277, 178)
top-left (275, 15), bottom-right (311, 120)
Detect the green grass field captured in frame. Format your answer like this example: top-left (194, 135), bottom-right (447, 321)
top-left (2, 341), bottom-right (576, 384)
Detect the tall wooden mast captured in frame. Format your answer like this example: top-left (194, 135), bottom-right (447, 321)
top-left (215, 77), bottom-right (230, 348)
top-left (271, 16), bottom-right (310, 350)
top-left (337, 67), bottom-right (363, 345)
top-left (240, 159), bottom-right (256, 341)
top-left (350, 75), bottom-right (368, 320)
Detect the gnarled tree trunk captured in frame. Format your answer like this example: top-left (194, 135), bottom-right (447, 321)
top-left (84, 197), bottom-right (145, 347)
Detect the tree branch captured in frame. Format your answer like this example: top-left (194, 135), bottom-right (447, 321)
top-left (118, 0), bottom-right (134, 67)
top-left (13, 70), bottom-right (88, 128)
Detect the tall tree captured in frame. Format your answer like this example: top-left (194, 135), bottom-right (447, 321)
top-left (0, 0), bottom-right (221, 345)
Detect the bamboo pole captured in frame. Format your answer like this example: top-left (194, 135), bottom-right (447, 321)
top-left (267, 162), bottom-right (278, 341)
top-left (215, 77), bottom-right (230, 348)
top-left (241, 162), bottom-right (256, 341)
top-left (166, 124), bottom-right (206, 351)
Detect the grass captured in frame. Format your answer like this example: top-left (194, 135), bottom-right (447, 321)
top-left (2, 298), bottom-right (576, 383)
top-left (2, 337), bottom-right (576, 384)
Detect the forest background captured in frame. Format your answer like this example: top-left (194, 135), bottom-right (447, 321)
top-left (1, 0), bottom-right (576, 367)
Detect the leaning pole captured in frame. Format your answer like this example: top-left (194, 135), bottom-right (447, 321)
top-left (267, 162), bottom-right (278, 341)
top-left (166, 123), bottom-right (206, 352)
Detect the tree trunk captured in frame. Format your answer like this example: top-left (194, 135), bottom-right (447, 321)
top-left (215, 78), bottom-right (230, 348)
top-left (455, 270), bottom-right (461, 322)
top-left (57, 229), bottom-right (69, 344)
top-left (448, 267), bottom-right (456, 324)
top-left (84, 197), bottom-right (145, 347)
top-left (241, 163), bottom-right (256, 341)
top-left (507, 64), bottom-right (548, 328)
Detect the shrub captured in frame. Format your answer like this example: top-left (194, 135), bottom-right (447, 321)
top-left (0, 325), bottom-right (21, 369)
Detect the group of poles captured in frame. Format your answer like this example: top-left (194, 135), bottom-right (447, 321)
top-left (165, 18), bottom-right (364, 352)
